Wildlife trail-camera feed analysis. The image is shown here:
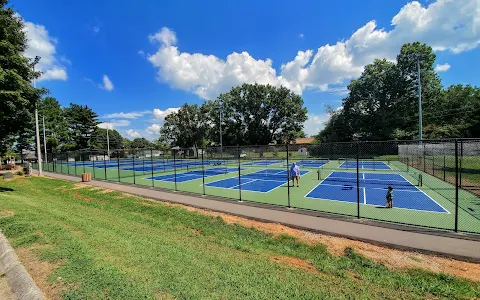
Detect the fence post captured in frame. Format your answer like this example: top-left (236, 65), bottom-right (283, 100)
top-left (82, 152), bottom-right (86, 174)
top-left (443, 154), bottom-right (446, 181)
top-left (432, 150), bottom-right (435, 177)
top-left (74, 152), bottom-right (77, 175)
top-left (459, 140), bottom-right (463, 188)
top-left (150, 149), bottom-right (154, 187)
top-left (423, 143), bottom-right (426, 173)
top-left (129, 150), bottom-right (133, 184)
top-left (455, 139), bottom-right (459, 232)
top-left (286, 144), bottom-right (290, 208)
top-left (103, 151), bottom-right (107, 180)
top-left (116, 150), bottom-right (121, 182)
top-left (201, 148), bottom-right (205, 195)
top-left (173, 149), bottom-right (177, 191)
top-left (356, 142), bottom-right (360, 219)
top-left (91, 151), bottom-right (94, 179)
top-left (238, 145), bottom-right (242, 202)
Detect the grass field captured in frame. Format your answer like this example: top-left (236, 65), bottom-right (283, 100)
top-left (0, 177), bottom-right (479, 299)
top-left (37, 158), bottom-right (480, 234)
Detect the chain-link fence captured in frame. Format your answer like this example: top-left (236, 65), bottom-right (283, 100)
top-left (35, 139), bottom-right (480, 235)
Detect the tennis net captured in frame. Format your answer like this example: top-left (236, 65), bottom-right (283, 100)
top-left (319, 171), bottom-right (420, 187)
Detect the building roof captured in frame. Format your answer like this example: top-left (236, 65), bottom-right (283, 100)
top-left (295, 138), bottom-right (315, 144)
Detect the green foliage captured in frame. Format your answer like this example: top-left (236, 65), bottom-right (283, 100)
top-left (15, 170), bottom-right (23, 175)
top-left (38, 97), bottom-right (69, 150)
top-left (316, 42), bottom-right (480, 142)
top-left (0, 0), bottom-right (47, 153)
top-left (90, 128), bottom-right (123, 150)
top-left (130, 137), bottom-right (153, 149)
top-left (64, 104), bottom-right (99, 150)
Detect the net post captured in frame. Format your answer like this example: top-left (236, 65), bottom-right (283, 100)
top-left (455, 139), bottom-right (459, 232)
top-left (286, 143), bottom-right (290, 208)
top-left (173, 149), bottom-right (177, 191)
top-left (103, 151), bottom-right (107, 180)
top-left (150, 149), bottom-right (154, 188)
top-left (133, 150), bottom-right (136, 185)
top-left (117, 150), bottom-right (120, 182)
top-left (202, 148), bottom-right (205, 195)
top-left (356, 142), bottom-right (360, 219)
top-left (238, 145), bottom-right (242, 202)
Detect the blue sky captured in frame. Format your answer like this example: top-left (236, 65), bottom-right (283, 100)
top-left (12, 0), bottom-right (480, 139)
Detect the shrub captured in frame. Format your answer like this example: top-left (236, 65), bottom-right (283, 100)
top-left (16, 170), bottom-right (24, 176)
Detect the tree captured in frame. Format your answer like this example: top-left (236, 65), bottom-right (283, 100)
top-left (130, 138), bottom-right (152, 149)
top-left (123, 138), bottom-right (132, 149)
top-left (159, 103), bottom-right (209, 148)
top-left (214, 84), bottom-right (308, 145)
top-left (0, 0), bottom-right (47, 154)
top-left (38, 97), bottom-right (69, 151)
top-left (89, 128), bottom-right (123, 150)
top-left (64, 104), bottom-right (99, 150)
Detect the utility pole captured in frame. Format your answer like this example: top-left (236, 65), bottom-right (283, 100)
top-left (42, 115), bottom-right (47, 164)
top-left (33, 56), bottom-right (42, 175)
top-left (416, 54), bottom-right (423, 142)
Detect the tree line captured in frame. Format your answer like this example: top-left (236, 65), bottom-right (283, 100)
top-left (315, 42), bottom-right (480, 142)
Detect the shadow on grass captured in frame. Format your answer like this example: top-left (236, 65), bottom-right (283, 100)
top-left (0, 187), bottom-right (14, 192)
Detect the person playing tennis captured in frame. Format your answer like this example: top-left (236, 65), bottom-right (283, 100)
top-left (290, 162), bottom-right (300, 187)
top-left (386, 186), bottom-right (393, 208)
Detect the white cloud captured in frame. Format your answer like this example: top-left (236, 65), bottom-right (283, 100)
top-left (101, 111), bottom-right (150, 119)
top-left (435, 63), bottom-right (451, 72)
top-left (299, 33), bottom-right (304, 38)
top-left (153, 108), bottom-right (180, 120)
top-left (102, 75), bottom-right (114, 91)
top-left (23, 19), bottom-right (68, 81)
top-left (146, 0), bottom-right (480, 99)
top-left (303, 113), bottom-right (330, 136)
top-left (146, 124), bottom-right (161, 136)
top-left (126, 129), bottom-right (141, 138)
top-left (93, 25), bottom-right (100, 34)
top-left (97, 120), bottom-right (131, 130)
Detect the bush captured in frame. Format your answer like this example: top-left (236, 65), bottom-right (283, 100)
top-left (16, 170), bottom-right (24, 176)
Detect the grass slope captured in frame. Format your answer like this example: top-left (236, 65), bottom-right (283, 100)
top-left (0, 177), bottom-right (479, 299)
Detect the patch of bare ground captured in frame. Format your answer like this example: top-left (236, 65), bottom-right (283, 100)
top-left (15, 245), bottom-right (64, 300)
top-left (271, 256), bottom-right (323, 275)
top-left (0, 274), bottom-right (16, 300)
top-left (60, 223), bottom-right (87, 239)
top-left (0, 210), bottom-right (15, 218)
top-left (139, 198), bottom-right (480, 282)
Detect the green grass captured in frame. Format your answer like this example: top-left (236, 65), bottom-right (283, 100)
top-left (38, 158), bottom-right (480, 234)
top-left (0, 177), bottom-right (479, 299)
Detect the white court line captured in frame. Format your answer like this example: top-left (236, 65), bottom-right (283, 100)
top-left (363, 188), bottom-right (366, 204)
top-left (398, 174), bottom-right (450, 214)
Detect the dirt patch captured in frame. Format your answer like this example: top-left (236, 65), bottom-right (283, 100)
top-left (136, 201), bottom-right (160, 207)
top-left (71, 183), bottom-right (92, 190)
top-left (271, 256), bottom-right (321, 275)
top-left (15, 246), bottom-right (63, 300)
top-left (0, 210), bottom-right (15, 218)
top-left (140, 198), bottom-right (480, 282)
top-left (60, 223), bottom-right (87, 239)
top-left (71, 192), bottom-right (93, 202)
top-left (345, 270), bottom-right (362, 282)
top-left (188, 227), bottom-right (202, 235)
top-left (99, 189), bottom-right (115, 194)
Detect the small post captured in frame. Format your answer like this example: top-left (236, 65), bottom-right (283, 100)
top-left (117, 150), bottom-right (120, 182)
top-left (202, 148), bottom-right (205, 195)
top-left (74, 152), bottom-right (77, 175)
top-left (91, 151), bottom-right (95, 179)
top-left (356, 143), bottom-right (360, 219)
top-left (103, 151), bottom-right (107, 180)
top-left (82, 152), bottom-right (86, 174)
top-left (150, 149), bottom-right (154, 187)
top-left (455, 139), bottom-right (459, 232)
top-left (173, 149), bottom-right (177, 191)
top-left (133, 151), bottom-right (136, 185)
top-left (238, 145), bottom-right (242, 202)
top-left (460, 140), bottom-right (463, 188)
top-left (286, 143), bottom-right (290, 208)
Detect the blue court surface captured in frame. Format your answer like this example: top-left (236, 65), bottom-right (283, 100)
top-left (243, 160), bottom-right (283, 166)
top-left (339, 161), bottom-right (391, 170)
top-left (147, 168), bottom-right (238, 182)
top-left (205, 169), bottom-right (309, 193)
top-left (306, 171), bottom-right (448, 213)
top-left (287, 160), bottom-right (328, 168)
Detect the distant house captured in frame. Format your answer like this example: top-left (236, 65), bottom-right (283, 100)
top-left (297, 147), bottom-right (308, 156)
top-left (294, 138), bottom-right (315, 144)
top-left (22, 150), bottom-right (37, 161)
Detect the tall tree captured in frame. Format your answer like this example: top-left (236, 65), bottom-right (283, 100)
top-left (89, 128), bottom-right (123, 150)
top-left (38, 97), bottom-right (69, 151)
top-left (64, 104), bottom-right (99, 150)
top-left (130, 138), bottom-right (153, 149)
top-left (0, 0), bottom-right (47, 154)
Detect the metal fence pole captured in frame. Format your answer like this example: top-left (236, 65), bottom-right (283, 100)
top-left (202, 148), bottom-right (205, 195)
top-left (82, 152), bottom-right (86, 174)
top-left (238, 145), bottom-right (242, 202)
top-left (459, 140), bottom-right (463, 188)
top-left (173, 149), bottom-right (177, 191)
top-left (432, 151), bottom-right (435, 177)
top-left (286, 144), bottom-right (290, 208)
top-left (133, 151), bottom-right (136, 185)
top-left (423, 142), bottom-right (426, 173)
top-left (74, 152), bottom-right (77, 175)
top-left (104, 151), bottom-right (107, 180)
top-left (356, 142), bottom-right (360, 219)
top-left (91, 151), bottom-right (94, 179)
top-left (443, 154), bottom-right (446, 181)
top-left (150, 149), bottom-right (154, 187)
top-left (60, 153), bottom-right (64, 174)
top-left (455, 139), bottom-right (459, 232)
top-left (117, 150), bottom-right (120, 182)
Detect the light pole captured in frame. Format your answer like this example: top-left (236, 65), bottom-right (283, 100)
top-left (42, 115), bottom-right (47, 164)
top-left (33, 56), bottom-right (42, 175)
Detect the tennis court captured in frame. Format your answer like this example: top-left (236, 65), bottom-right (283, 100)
top-left (147, 167), bottom-right (239, 182)
top-left (205, 169), bottom-right (309, 193)
top-left (243, 160), bottom-right (283, 166)
top-left (306, 171), bottom-right (448, 213)
top-left (339, 161), bottom-right (391, 170)
top-left (293, 160), bottom-right (329, 168)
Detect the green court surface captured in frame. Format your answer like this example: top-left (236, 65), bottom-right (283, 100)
top-left (39, 159), bottom-right (480, 234)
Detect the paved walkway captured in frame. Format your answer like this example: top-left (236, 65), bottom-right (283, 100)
top-left (44, 172), bottom-right (480, 262)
